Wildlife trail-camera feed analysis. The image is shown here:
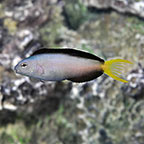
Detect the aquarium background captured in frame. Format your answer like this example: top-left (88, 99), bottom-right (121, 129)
top-left (0, 0), bottom-right (144, 144)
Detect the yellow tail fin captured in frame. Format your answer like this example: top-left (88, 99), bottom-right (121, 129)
top-left (101, 59), bottom-right (133, 83)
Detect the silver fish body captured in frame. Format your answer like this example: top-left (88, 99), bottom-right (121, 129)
top-left (15, 53), bottom-right (103, 82)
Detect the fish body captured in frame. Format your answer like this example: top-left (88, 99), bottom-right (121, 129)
top-left (14, 48), bottom-right (132, 83)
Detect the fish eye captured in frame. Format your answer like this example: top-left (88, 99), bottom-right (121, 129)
top-left (21, 63), bottom-right (27, 68)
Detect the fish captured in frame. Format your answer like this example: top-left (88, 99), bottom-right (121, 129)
top-left (14, 48), bottom-right (132, 83)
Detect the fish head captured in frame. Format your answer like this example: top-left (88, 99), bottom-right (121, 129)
top-left (14, 57), bottom-right (37, 77)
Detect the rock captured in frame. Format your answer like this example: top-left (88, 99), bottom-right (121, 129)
top-left (83, 0), bottom-right (144, 18)
top-left (122, 63), bottom-right (144, 99)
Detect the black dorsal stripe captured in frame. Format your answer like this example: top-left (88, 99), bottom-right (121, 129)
top-left (31, 48), bottom-right (104, 62)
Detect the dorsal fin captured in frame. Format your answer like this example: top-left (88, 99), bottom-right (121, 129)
top-left (31, 48), bottom-right (104, 62)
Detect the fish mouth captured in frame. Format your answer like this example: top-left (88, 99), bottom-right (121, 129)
top-left (14, 64), bottom-right (19, 73)
top-left (14, 68), bottom-right (17, 73)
